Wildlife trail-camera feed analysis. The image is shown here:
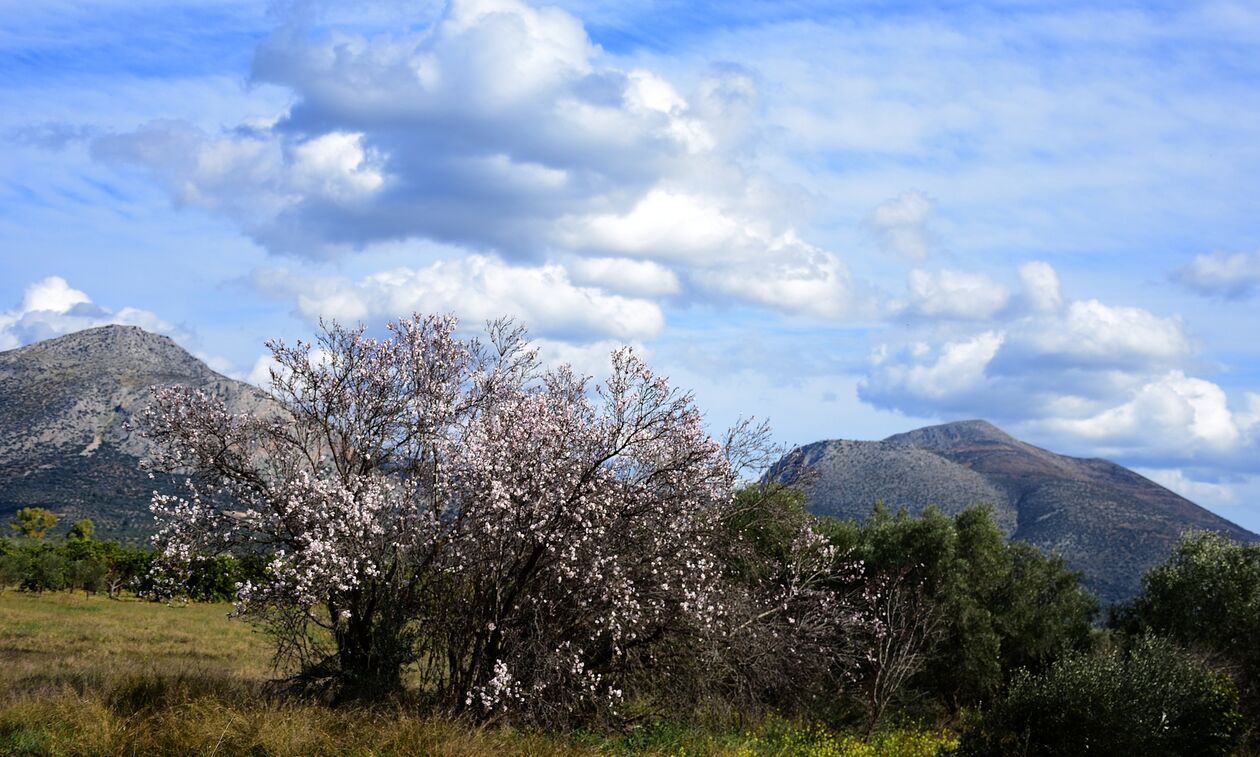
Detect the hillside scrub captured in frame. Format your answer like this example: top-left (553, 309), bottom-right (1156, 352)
top-left (1115, 530), bottom-right (1260, 731)
top-left (956, 635), bottom-right (1246, 756)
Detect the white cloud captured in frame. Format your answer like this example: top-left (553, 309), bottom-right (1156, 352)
top-left (1018, 261), bottom-right (1063, 313)
top-left (0, 276), bottom-right (178, 350)
top-left (255, 254), bottom-right (664, 342)
top-left (860, 330), bottom-right (1003, 404)
top-left (901, 268), bottom-right (1010, 320)
top-left (1135, 468), bottom-right (1238, 507)
top-left (1173, 249), bottom-right (1260, 299)
top-left (1008, 299), bottom-right (1192, 369)
top-left (1038, 371), bottom-right (1241, 452)
top-left (21, 276), bottom-right (91, 314)
top-left (691, 233), bottom-right (860, 319)
top-left (94, 0), bottom-right (862, 319)
top-left (568, 257), bottom-right (680, 297)
top-left (858, 262), bottom-right (1248, 471)
top-left (561, 189), bottom-right (747, 262)
top-left (866, 191), bottom-right (933, 261)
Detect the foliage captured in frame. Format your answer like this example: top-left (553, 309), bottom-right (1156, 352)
top-left (67, 517), bottom-right (95, 541)
top-left (702, 483), bottom-right (871, 718)
top-left (139, 314), bottom-right (858, 722)
top-left (819, 504), bottom-right (1096, 714)
top-left (956, 635), bottom-right (1245, 756)
top-left (1119, 530), bottom-right (1260, 727)
top-left (8, 507), bottom-right (57, 539)
top-left (0, 537), bottom-right (258, 599)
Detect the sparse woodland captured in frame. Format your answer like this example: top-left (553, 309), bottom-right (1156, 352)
top-left (1, 313), bottom-right (1256, 755)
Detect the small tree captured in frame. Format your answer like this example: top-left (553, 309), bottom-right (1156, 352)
top-left (859, 566), bottom-right (943, 735)
top-left (67, 518), bottom-right (95, 541)
top-left (69, 558), bottom-right (108, 597)
top-left (141, 314), bottom-right (794, 718)
top-left (21, 549), bottom-right (67, 593)
top-left (9, 507), bottom-right (57, 539)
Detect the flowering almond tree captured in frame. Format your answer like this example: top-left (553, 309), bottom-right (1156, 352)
top-left (141, 315), bottom-right (789, 716)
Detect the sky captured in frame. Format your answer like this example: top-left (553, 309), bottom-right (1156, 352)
top-left (3, 0), bottom-right (1260, 532)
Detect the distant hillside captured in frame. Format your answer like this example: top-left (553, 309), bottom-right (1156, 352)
top-left (769, 420), bottom-right (1258, 602)
top-left (0, 325), bottom-right (268, 539)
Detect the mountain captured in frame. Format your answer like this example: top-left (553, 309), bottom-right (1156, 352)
top-left (0, 325), bottom-right (268, 538)
top-left (769, 419), bottom-right (1258, 602)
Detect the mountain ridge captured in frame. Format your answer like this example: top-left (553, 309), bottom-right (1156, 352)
top-left (0, 325), bottom-right (268, 537)
top-left (770, 419), bottom-right (1257, 602)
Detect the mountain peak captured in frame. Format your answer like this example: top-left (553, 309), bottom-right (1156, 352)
top-left (883, 419), bottom-right (1017, 449)
top-left (0, 325), bottom-right (268, 538)
top-left (773, 420), bottom-right (1257, 602)
top-left (4, 324), bottom-right (208, 381)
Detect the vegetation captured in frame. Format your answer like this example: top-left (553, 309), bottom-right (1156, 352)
top-left (0, 589), bottom-right (958, 755)
top-left (138, 315), bottom-right (876, 722)
top-left (2, 312), bottom-right (1253, 753)
top-left (819, 503), bottom-right (1097, 720)
top-left (0, 526), bottom-right (265, 601)
top-left (8, 506), bottom-right (58, 539)
top-left (956, 635), bottom-right (1245, 756)
top-left (1114, 530), bottom-right (1260, 732)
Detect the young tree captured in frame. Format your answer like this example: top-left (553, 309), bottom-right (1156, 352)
top-left (9, 507), bottom-right (57, 539)
top-left (141, 314), bottom-right (790, 719)
top-left (67, 518), bottom-right (95, 541)
top-left (698, 483), bottom-right (871, 717)
top-left (858, 566), bottom-right (944, 736)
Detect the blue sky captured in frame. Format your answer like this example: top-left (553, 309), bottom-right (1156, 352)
top-left (4, 0), bottom-right (1260, 531)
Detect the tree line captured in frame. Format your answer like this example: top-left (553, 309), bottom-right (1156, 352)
top-left (1, 511), bottom-right (266, 602)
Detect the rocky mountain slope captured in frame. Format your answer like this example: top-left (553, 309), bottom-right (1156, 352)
top-left (770, 420), bottom-right (1258, 602)
top-left (0, 325), bottom-right (268, 538)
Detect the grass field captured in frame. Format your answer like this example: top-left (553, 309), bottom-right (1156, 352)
top-left (0, 589), bottom-right (956, 756)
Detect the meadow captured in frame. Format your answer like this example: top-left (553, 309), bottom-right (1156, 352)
top-left (0, 589), bottom-right (955, 756)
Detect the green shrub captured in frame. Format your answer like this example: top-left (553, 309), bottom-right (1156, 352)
top-left (1120, 530), bottom-right (1260, 727)
top-left (957, 635), bottom-right (1245, 756)
top-left (20, 550), bottom-right (67, 593)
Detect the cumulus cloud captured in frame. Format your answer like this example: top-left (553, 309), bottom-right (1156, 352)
top-left (1037, 371), bottom-right (1241, 452)
top-left (567, 257), bottom-right (680, 297)
top-left (863, 331), bottom-right (1004, 405)
top-left (1135, 468), bottom-right (1239, 508)
top-left (899, 269), bottom-right (1010, 320)
top-left (1002, 299), bottom-right (1193, 371)
top-left (94, 0), bottom-right (864, 319)
top-left (866, 191), bottom-right (933, 262)
top-left (1018, 261), bottom-right (1063, 313)
top-left (0, 276), bottom-right (178, 350)
top-left (1173, 249), bottom-right (1260, 299)
top-left (857, 262), bottom-right (1255, 470)
top-left (253, 254), bottom-right (664, 342)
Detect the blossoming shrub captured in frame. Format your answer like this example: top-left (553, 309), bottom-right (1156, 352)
top-left (140, 314), bottom-right (861, 723)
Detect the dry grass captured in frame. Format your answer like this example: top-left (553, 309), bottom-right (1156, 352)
top-left (0, 589), bottom-right (955, 756)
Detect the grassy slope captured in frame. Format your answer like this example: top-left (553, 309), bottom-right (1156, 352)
top-left (0, 590), bottom-right (954, 756)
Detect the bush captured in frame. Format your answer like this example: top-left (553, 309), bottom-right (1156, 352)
top-left (957, 635), bottom-right (1245, 756)
top-left (1120, 530), bottom-right (1260, 727)
top-left (19, 549), bottom-right (67, 593)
